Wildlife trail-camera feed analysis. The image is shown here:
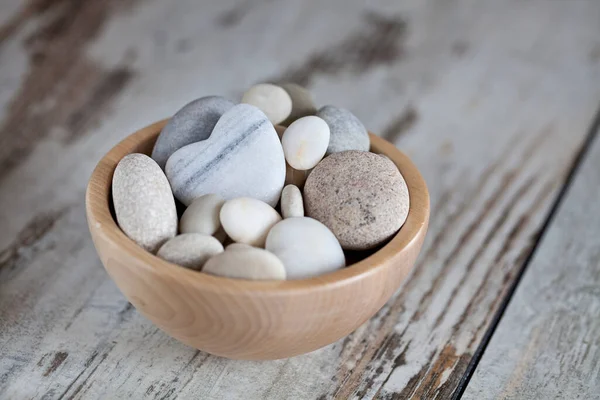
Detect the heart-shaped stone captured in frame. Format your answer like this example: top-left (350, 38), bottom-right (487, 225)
top-left (165, 104), bottom-right (286, 206)
top-left (151, 96), bottom-right (234, 169)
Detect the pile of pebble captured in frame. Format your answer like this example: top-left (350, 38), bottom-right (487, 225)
top-left (112, 83), bottom-right (410, 280)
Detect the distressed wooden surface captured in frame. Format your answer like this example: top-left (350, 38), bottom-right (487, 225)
top-left (0, 0), bottom-right (599, 399)
top-left (463, 127), bottom-right (600, 399)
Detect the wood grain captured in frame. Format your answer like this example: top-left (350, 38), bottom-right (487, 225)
top-left (463, 123), bottom-right (600, 400)
top-left (0, 0), bottom-right (600, 398)
top-left (86, 120), bottom-right (429, 360)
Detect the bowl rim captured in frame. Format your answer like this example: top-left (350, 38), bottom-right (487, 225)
top-left (85, 119), bottom-right (429, 294)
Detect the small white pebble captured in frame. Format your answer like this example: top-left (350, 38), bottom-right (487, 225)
top-left (180, 194), bottom-right (225, 236)
top-left (241, 83), bottom-right (292, 125)
top-left (280, 184), bottom-right (304, 218)
top-left (220, 197), bottom-right (282, 247)
top-left (281, 116), bottom-right (330, 170)
top-left (157, 233), bottom-right (224, 270)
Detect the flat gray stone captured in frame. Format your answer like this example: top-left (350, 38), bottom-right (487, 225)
top-left (304, 150), bottom-right (409, 250)
top-left (151, 96), bottom-right (234, 169)
top-left (317, 105), bottom-right (370, 154)
top-left (112, 153), bottom-right (178, 253)
top-left (165, 104), bottom-right (286, 206)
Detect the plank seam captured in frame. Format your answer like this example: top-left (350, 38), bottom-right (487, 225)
top-left (453, 104), bottom-right (600, 400)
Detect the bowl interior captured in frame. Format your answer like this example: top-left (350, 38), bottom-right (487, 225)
top-left (86, 119), bottom-right (430, 293)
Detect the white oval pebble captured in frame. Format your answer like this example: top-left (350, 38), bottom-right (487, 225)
top-left (281, 116), bottom-right (330, 170)
top-left (202, 247), bottom-right (286, 280)
top-left (266, 217), bottom-right (345, 279)
top-left (220, 197), bottom-right (282, 247)
top-left (157, 233), bottom-right (224, 270)
top-left (112, 153), bottom-right (177, 253)
top-left (180, 194), bottom-right (225, 236)
top-left (280, 185), bottom-right (304, 218)
top-left (241, 83), bottom-right (292, 125)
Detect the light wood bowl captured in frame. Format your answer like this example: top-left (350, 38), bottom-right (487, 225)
top-left (85, 119), bottom-right (429, 360)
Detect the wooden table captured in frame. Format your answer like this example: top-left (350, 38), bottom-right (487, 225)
top-left (1, 1), bottom-right (599, 398)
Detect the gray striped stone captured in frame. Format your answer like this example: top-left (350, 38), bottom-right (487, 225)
top-left (151, 96), bottom-right (234, 169)
top-left (165, 104), bottom-right (286, 206)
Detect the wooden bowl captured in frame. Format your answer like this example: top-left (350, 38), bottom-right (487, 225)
top-left (85, 119), bottom-right (429, 360)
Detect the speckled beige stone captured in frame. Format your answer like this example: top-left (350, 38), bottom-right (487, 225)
top-left (280, 184), bottom-right (304, 218)
top-left (112, 153), bottom-right (178, 253)
top-left (304, 150), bottom-right (409, 250)
top-left (157, 233), bottom-right (224, 270)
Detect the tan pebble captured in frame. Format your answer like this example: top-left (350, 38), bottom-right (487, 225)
top-left (304, 151), bottom-right (409, 250)
top-left (280, 185), bottom-right (304, 218)
top-left (280, 83), bottom-right (317, 126)
top-left (202, 247), bottom-right (286, 280)
top-left (157, 233), bottom-right (224, 270)
top-left (241, 83), bottom-right (292, 125)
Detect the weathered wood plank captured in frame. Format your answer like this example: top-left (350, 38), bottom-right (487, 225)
top-left (0, 0), bottom-right (599, 399)
top-left (463, 123), bottom-right (600, 399)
